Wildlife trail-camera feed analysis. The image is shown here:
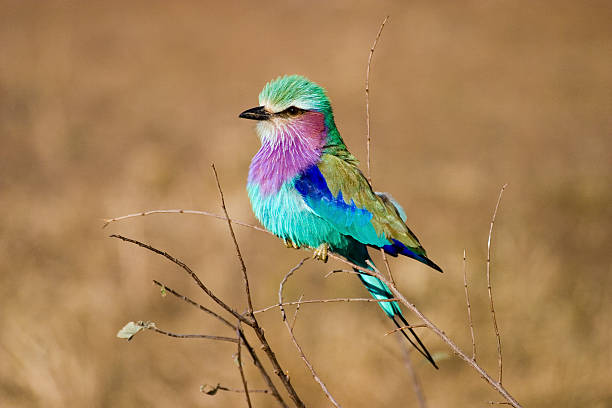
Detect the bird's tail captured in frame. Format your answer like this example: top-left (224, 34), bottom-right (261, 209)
top-left (356, 270), bottom-right (438, 369)
top-left (342, 242), bottom-right (438, 369)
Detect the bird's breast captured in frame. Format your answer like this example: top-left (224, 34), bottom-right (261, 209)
top-left (246, 180), bottom-right (343, 249)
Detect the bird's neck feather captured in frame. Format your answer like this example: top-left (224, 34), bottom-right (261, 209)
top-left (249, 112), bottom-right (327, 195)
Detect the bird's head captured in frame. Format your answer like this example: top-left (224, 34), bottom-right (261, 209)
top-left (239, 75), bottom-right (337, 146)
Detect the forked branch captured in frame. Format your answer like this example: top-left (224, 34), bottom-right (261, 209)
top-left (279, 258), bottom-right (343, 408)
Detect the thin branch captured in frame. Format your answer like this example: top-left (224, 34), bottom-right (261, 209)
top-left (146, 323), bottom-right (238, 343)
top-left (365, 15), bottom-right (389, 184)
top-left (290, 294), bottom-right (304, 331)
top-left (396, 335), bottom-right (427, 408)
top-left (487, 184), bottom-right (508, 384)
top-left (385, 250), bottom-right (429, 408)
top-left (110, 234), bottom-right (255, 327)
top-left (254, 297), bottom-right (400, 314)
top-left (279, 258), bottom-right (343, 408)
top-left (201, 384), bottom-right (270, 395)
top-left (384, 324), bottom-right (427, 336)
top-left (108, 189), bottom-right (522, 407)
top-left (151, 280), bottom-right (287, 407)
top-left (380, 248), bottom-right (396, 287)
top-left (153, 280), bottom-right (236, 330)
top-left (236, 325), bottom-right (252, 408)
top-left (330, 257), bottom-right (522, 408)
top-left (237, 330), bottom-right (289, 408)
top-left (462, 250), bottom-right (477, 361)
top-left (212, 163), bottom-right (254, 317)
top-left (102, 209), bottom-right (268, 234)
top-left (209, 166), bottom-right (305, 408)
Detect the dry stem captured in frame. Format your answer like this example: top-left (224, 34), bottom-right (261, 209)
top-left (145, 323), bottom-right (238, 343)
top-left (236, 324), bottom-right (252, 408)
top-left (210, 165), bottom-right (306, 408)
top-left (396, 335), bottom-right (427, 408)
top-left (103, 209), bottom-right (268, 234)
top-left (111, 234), bottom-right (254, 327)
top-left (151, 280), bottom-right (288, 407)
top-left (384, 324), bottom-right (427, 336)
top-left (462, 250), bottom-right (477, 361)
top-left (108, 185), bottom-right (520, 407)
top-left (487, 184), bottom-right (508, 384)
top-left (202, 384), bottom-right (269, 395)
top-left (212, 163), bottom-right (254, 316)
top-left (365, 15), bottom-right (389, 184)
top-left (254, 297), bottom-right (400, 314)
top-left (327, 255), bottom-right (522, 408)
top-left (113, 235), bottom-right (289, 407)
top-left (153, 280), bottom-right (236, 330)
top-left (279, 258), bottom-right (343, 408)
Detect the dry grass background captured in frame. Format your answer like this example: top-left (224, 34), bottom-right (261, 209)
top-left (1, 1), bottom-right (610, 407)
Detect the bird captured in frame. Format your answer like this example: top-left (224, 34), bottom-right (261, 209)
top-left (239, 75), bottom-right (443, 369)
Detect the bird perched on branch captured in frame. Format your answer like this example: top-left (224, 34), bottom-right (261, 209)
top-left (239, 75), bottom-right (443, 368)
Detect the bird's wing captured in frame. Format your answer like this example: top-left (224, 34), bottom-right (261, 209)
top-left (294, 153), bottom-right (428, 258)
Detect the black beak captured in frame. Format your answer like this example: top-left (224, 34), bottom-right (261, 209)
top-left (239, 106), bottom-right (271, 121)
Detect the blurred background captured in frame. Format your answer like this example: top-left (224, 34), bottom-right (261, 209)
top-left (1, 1), bottom-right (610, 407)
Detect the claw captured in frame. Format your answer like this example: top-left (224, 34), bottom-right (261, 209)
top-left (313, 243), bottom-right (329, 263)
top-left (283, 238), bottom-right (300, 249)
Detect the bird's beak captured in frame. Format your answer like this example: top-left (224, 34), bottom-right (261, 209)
top-left (238, 106), bottom-right (271, 121)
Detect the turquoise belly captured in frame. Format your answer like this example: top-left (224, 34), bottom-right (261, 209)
top-left (247, 181), bottom-right (346, 249)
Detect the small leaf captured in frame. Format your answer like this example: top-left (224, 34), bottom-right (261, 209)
top-left (160, 286), bottom-right (167, 297)
top-left (116, 321), bottom-right (145, 341)
top-left (200, 384), bottom-right (220, 395)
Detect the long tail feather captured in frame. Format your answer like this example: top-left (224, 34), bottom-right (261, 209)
top-left (393, 313), bottom-right (439, 369)
top-left (342, 240), bottom-right (439, 369)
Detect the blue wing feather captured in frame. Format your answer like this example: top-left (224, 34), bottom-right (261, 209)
top-left (294, 165), bottom-right (389, 247)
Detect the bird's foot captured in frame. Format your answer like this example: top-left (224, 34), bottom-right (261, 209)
top-left (312, 243), bottom-right (329, 263)
top-left (283, 238), bottom-right (300, 249)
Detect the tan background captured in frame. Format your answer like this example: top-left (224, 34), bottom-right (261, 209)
top-left (1, 1), bottom-right (610, 407)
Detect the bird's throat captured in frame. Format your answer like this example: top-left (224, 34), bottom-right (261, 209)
top-left (248, 112), bottom-right (327, 196)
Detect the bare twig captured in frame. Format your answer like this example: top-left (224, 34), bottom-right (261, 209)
top-left (365, 15), bottom-right (389, 184)
top-left (396, 335), bottom-right (427, 408)
top-left (146, 323), bottom-right (238, 343)
top-left (290, 294), bottom-right (304, 331)
top-left (380, 248), bottom-right (396, 287)
top-left (153, 280), bottom-right (236, 330)
top-left (236, 325), bottom-right (252, 408)
top-left (151, 281), bottom-right (287, 407)
top-left (102, 209), bottom-right (268, 233)
top-left (384, 247), bottom-right (426, 408)
top-left (212, 163), bottom-right (254, 317)
top-left (279, 258), bottom-right (343, 408)
top-left (210, 166), bottom-right (305, 408)
top-left (384, 324), bottom-right (427, 336)
top-left (254, 297), bottom-right (400, 314)
top-left (462, 250), bottom-right (477, 361)
top-left (110, 234), bottom-right (255, 327)
top-left (487, 184), bottom-right (508, 384)
top-left (328, 256), bottom-right (522, 408)
top-left (237, 330), bottom-right (289, 408)
top-left (109, 190), bottom-right (522, 407)
top-left (201, 384), bottom-right (270, 395)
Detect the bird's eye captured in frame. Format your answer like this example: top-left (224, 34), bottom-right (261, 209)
top-left (286, 106), bottom-right (300, 116)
